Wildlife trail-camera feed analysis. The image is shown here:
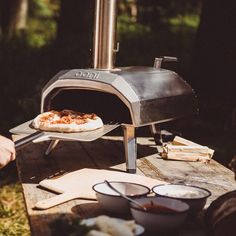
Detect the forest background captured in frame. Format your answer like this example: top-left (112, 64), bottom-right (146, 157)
top-left (0, 0), bottom-right (236, 235)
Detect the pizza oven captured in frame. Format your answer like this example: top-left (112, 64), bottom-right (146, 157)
top-left (38, 0), bottom-right (197, 173)
top-left (12, 0), bottom-right (197, 173)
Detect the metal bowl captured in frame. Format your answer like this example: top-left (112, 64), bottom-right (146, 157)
top-left (152, 184), bottom-right (211, 213)
top-left (92, 181), bottom-right (150, 215)
top-left (130, 196), bottom-right (189, 232)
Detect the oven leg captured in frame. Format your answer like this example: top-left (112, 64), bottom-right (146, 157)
top-left (150, 124), bottom-right (162, 145)
top-left (122, 125), bottom-right (136, 173)
top-left (44, 140), bottom-right (60, 156)
top-left (150, 124), bottom-right (175, 145)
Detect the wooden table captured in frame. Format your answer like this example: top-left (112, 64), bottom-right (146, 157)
top-left (15, 134), bottom-right (236, 236)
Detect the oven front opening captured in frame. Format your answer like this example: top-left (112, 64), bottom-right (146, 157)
top-left (48, 89), bottom-right (132, 124)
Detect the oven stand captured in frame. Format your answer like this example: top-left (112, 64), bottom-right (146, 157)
top-left (122, 125), bottom-right (137, 173)
top-left (45, 140), bottom-right (60, 156)
top-left (150, 124), bottom-right (162, 145)
top-left (44, 126), bottom-right (137, 174)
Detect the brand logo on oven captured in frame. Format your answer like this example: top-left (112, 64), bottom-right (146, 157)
top-left (75, 71), bottom-right (99, 79)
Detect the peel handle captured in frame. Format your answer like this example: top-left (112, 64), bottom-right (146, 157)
top-left (35, 192), bottom-right (79, 210)
top-left (15, 131), bottom-right (44, 150)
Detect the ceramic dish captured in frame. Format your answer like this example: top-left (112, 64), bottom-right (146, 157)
top-left (152, 184), bottom-right (211, 213)
top-left (130, 196), bottom-right (189, 232)
top-left (93, 181), bottom-right (150, 215)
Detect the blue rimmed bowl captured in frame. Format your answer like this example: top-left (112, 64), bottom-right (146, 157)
top-left (152, 184), bottom-right (211, 213)
top-left (130, 196), bottom-right (189, 232)
top-left (93, 181), bottom-right (150, 215)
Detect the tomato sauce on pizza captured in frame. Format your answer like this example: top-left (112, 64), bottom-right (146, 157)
top-left (32, 110), bottom-right (104, 133)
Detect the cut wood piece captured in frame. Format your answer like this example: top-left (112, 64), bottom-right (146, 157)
top-left (173, 136), bottom-right (203, 146)
top-left (173, 136), bottom-right (215, 157)
top-left (160, 136), bottom-right (215, 162)
top-left (163, 144), bottom-right (210, 154)
top-left (162, 152), bottom-right (211, 163)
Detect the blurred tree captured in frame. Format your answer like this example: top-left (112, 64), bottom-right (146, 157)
top-left (27, 0), bottom-right (59, 47)
top-left (137, 0), bottom-right (201, 29)
top-left (56, 0), bottom-right (94, 68)
top-left (189, 0), bottom-right (236, 127)
top-left (118, 0), bottom-right (138, 22)
top-left (0, 0), bottom-right (28, 40)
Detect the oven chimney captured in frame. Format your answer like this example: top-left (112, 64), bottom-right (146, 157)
top-left (93, 0), bottom-right (118, 70)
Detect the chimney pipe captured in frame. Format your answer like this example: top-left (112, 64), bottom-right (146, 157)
top-left (93, 0), bottom-right (117, 70)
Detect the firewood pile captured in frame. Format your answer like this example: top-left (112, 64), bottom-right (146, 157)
top-left (160, 136), bottom-right (215, 163)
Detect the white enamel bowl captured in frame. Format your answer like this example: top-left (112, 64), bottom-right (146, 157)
top-left (93, 181), bottom-right (150, 215)
top-left (152, 184), bottom-right (211, 213)
top-left (130, 196), bottom-right (189, 232)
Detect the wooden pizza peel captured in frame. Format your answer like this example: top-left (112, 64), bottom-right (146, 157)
top-left (35, 168), bottom-right (167, 209)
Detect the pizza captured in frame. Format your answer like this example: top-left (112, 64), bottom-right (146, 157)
top-left (32, 110), bottom-right (104, 133)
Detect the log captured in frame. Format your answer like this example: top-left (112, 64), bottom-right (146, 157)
top-left (161, 136), bottom-right (214, 162)
top-left (205, 190), bottom-right (236, 236)
top-left (173, 136), bottom-right (215, 157)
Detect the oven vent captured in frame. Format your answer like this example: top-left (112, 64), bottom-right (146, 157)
top-left (93, 0), bottom-right (118, 70)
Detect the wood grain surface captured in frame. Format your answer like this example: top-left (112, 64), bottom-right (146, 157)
top-left (15, 134), bottom-right (236, 236)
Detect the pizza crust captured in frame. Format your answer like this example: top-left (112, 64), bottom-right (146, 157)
top-left (32, 110), bottom-right (104, 133)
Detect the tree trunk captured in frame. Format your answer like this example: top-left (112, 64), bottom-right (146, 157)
top-left (0, 0), bottom-right (28, 39)
top-left (188, 0), bottom-right (236, 126)
top-left (15, 0), bottom-right (28, 31)
top-left (118, 0), bottom-right (137, 22)
top-left (129, 0), bottom-right (138, 22)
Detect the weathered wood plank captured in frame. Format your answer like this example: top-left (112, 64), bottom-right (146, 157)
top-left (15, 135), bottom-right (236, 236)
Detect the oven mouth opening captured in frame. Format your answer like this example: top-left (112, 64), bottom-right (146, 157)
top-left (48, 89), bottom-right (132, 124)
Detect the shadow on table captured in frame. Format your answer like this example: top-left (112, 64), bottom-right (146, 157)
top-left (30, 206), bottom-right (207, 236)
top-left (18, 136), bottom-right (159, 185)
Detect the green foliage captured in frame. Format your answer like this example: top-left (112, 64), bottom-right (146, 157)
top-left (29, 0), bottom-right (59, 18)
top-left (116, 0), bottom-right (201, 72)
top-left (168, 14), bottom-right (200, 28)
top-left (137, 0), bottom-right (201, 19)
top-left (0, 183), bottom-right (30, 236)
top-left (26, 18), bottom-right (57, 47)
top-left (26, 0), bottom-right (59, 47)
top-left (118, 14), bottom-right (150, 36)
top-left (0, 203), bottom-right (14, 218)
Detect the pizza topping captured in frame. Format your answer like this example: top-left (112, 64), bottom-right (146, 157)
top-left (75, 119), bottom-right (87, 125)
top-left (39, 112), bottom-right (57, 122)
top-left (39, 110), bottom-right (97, 125)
